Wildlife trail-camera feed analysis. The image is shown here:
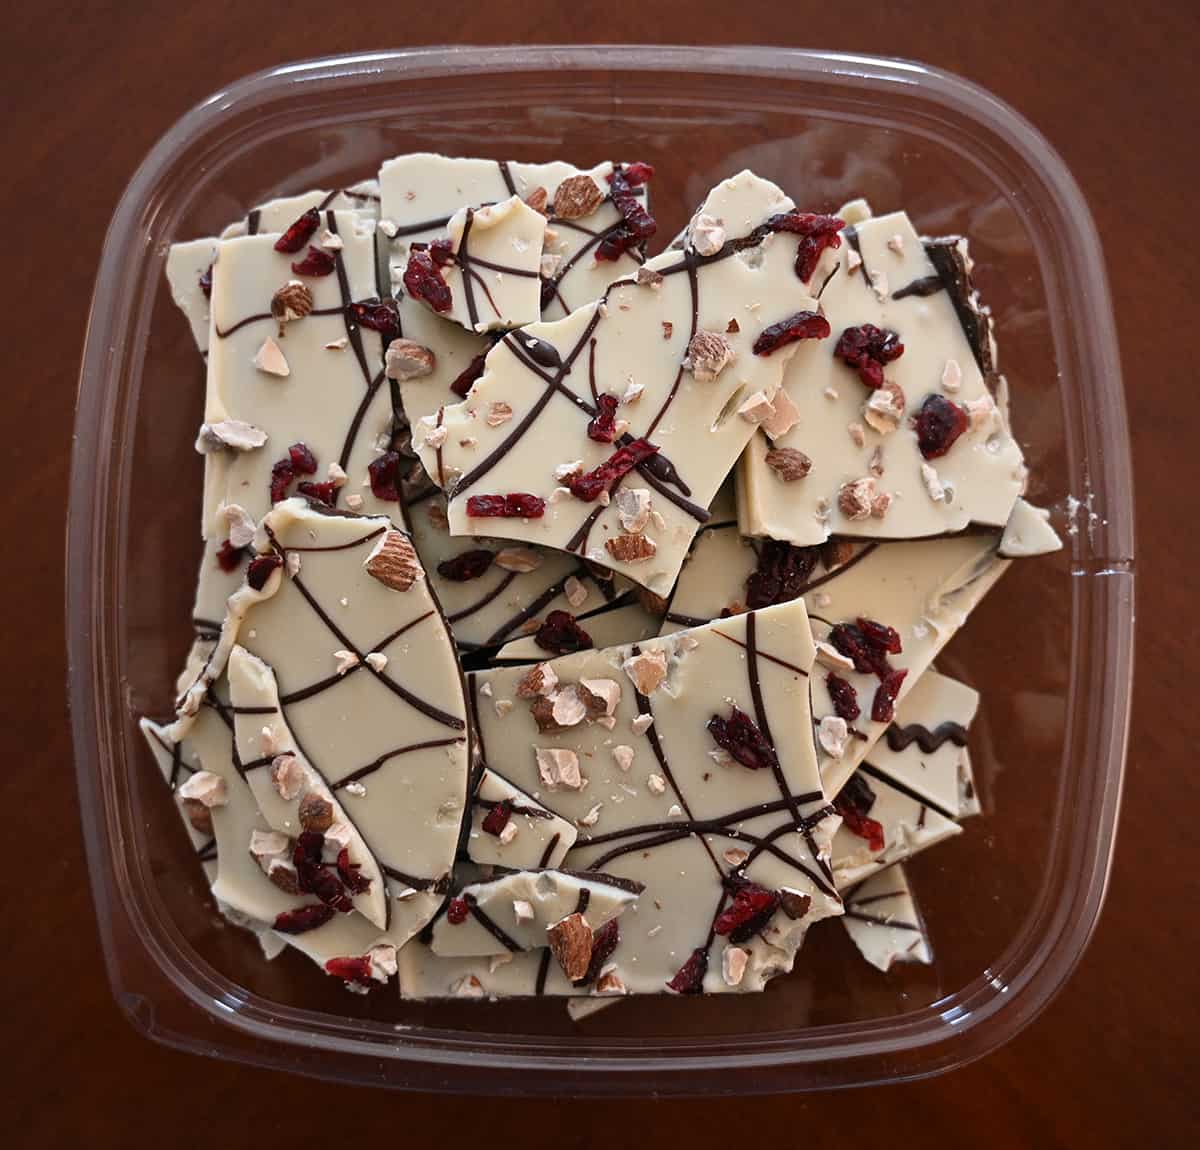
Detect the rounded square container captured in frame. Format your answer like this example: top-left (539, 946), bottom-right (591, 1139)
top-left (68, 46), bottom-right (1134, 1094)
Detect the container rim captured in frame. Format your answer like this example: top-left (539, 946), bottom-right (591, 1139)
top-left (68, 45), bottom-right (1134, 1094)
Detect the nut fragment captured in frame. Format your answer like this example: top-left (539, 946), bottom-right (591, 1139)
top-left (871, 491), bottom-right (893, 519)
top-left (580, 678), bottom-right (621, 716)
top-left (270, 754), bottom-right (304, 801)
top-left (605, 534), bottom-right (656, 563)
top-left (646, 773), bottom-right (667, 795)
top-left (551, 686), bottom-right (589, 728)
top-left (764, 447), bottom-right (812, 482)
top-left (197, 419), bottom-right (269, 453)
top-left (564, 575), bottom-right (588, 607)
top-left (536, 747), bottom-right (584, 791)
top-left (863, 381), bottom-right (906, 434)
top-left (249, 828), bottom-right (290, 868)
top-left (636, 266), bottom-right (663, 288)
top-left (780, 890), bottom-right (812, 920)
top-left (941, 359), bottom-right (962, 393)
top-left (513, 899), bottom-right (535, 923)
top-left (817, 715), bottom-right (850, 759)
top-left (298, 791), bottom-right (334, 833)
top-left (686, 330), bottom-right (735, 382)
top-left (838, 476), bottom-right (877, 520)
top-left (723, 847), bottom-right (749, 866)
top-left (385, 339), bottom-right (436, 381)
top-left (451, 974), bottom-right (486, 998)
top-left (553, 174), bottom-right (605, 219)
top-left (815, 641), bottom-right (855, 672)
top-left (595, 971), bottom-right (628, 995)
top-left (920, 462), bottom-right (947, 503)
top-left (267, 859), bottom-right (300, 894)
top-left (516, 663), bottom-right (558, 699)
top-left (364, 529), bottom-right (423, 591)
top-left (622, 649), bottom-right (669, 695)
top-left (333, 649), bottom-right (359, 675)
top-left (524, 186), bottom-right (549, 214)
top-left (847, 421), bottom-right (866, 447)
top-left (494, 546), bottom-right (542, 573)
top-left (722, 945), bottom-right (750, 987)
top-left (253, 336), bottom-right (290, 377)
top-left (270, 280), bottom-right (314, 333)
top-left (689, 212), bottom-right (726, 255)
top-left (486, 402), bottom-right (513, 427)
top-left (180, 798), bottom-right (213, 835)
top-left (737, 390), bottom-right (776, 425)
top-left (615, 487), bottom-right (652, 534)
top-left (578, 803), bottom-right (603, 827)
top-left (612, 745), bottom-right (635, 772)
top-left (761, 387), bottom-right (801, 439)
top-left (546, 912), bottom-right (594, 980)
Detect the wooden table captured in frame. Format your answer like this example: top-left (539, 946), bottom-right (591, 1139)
top-left (5, 2), bottom-right (1195, 1145)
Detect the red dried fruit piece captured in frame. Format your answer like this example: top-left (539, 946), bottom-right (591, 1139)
top-left (871, 667), bottom-right (908, 724)
top-left (288, 442), bottom-right (318, 475)
top-left (450, 350), bottom-right (489, 398)
top-left (666, 946), bottom-right (708, 994)
top-left (534, 610), bottom-right (593, 655)
top-left (216, 539), bottom-right (247, 572)
top-left (828, 622), bottom-right (888, 677)
top-left (246, 552), bottom-right (283, 591)
top-left (403, 248), bottom-right (453, 313)
top-left (291, 246), bottom-right (336, 277)
top-left (297, 480), bottom-right (338, 505)
top-left (586, 393), bottom-right (620, 443)
top-left (752, 310), bottom-right (832, 355)
top-left (834, 774), bottom-right (886, 852)
top-left (273, 208), bottom-right (321, 254)
top-left (428, 238), bottom-right (454, 266)
top-left (744, 540), bottom-right (820, 609)
top-left (325, 955), bottom-right (374, 984)
top-left (480, 800), bottom-right (512, 837)
top-left (596, 163), bottom-right (657, 262)
top-left (270, 459), bottom-right (295, 503)
top-left (437, 549), bottom-right (495, 582)
top-left (594, 224), bottom-right (639, 262)
top-left (348, 297), bottom-right (401, 341)
top-left (914, 393), bottom-right (969, 459)
top-left (198, 263), bottom-right (213, 299)
top-left (574, 918), bottom-right (620, 987)
top-left (707, 706), bottom-right (779, 772)
top-left (311, 867), bottom-right (354, 913)
top-left (446, 897), bottom-right (469, 925)
top-left (826, 673), bottom-right (861, 722)
top-left (857, 617), bottom-right (902, 655)
top-left (567, 438), bottom-right (659, 502)
top-left (621, 161), bottom-right (655, 186)
top-left (336, 848), bottom-right (372, 894)
top-left (367, 451), bottom-right (401, 502)
top-left (274, 903), bottom-right (335, 934)
top-left (833, 324), bottom-right (904, 389)
top-left (766, 212), bottom-right (845, 281)
top-left (714, 881), bottom-right (782, 944)
top-left (465, 493), bottom-right (546, 518)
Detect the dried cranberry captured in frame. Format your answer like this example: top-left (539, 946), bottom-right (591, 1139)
top-left (766, 212), bottom-right (845, 281)
top-left (367, 451), bottom-right (402, 502)
top-left (714, 881), bottom-right (781, 943)
top-left (288, 442), bottom-right (318, 475)
top-left (833, 324), bottom-right (904, 389)
top-left (336, 848), bottom-right (372, 894)
top-left (666, 946), bottom-right (708, 994)
top-left (273, 208), bottom-right (321, 254)
top-left (871, 667), bottom-right (908, 724)
top-left (274, 903), bottom-right (335, 934)
top-left (595, 223), bottom-right (641, 262)
top-left (857, 617), bottom-right (902, 655)
top-left (744, 540), bottom-right (820, 609)
top-left (465, 493), bottom-right (546, 518)
top-left (586, 394), bottom-right (620, 443)
top-left (403, 249), bottom-right (453, 313)
top-left (270, 458), bottom-right (295, 503)
top-left (914, 393), bottom-right (969, 459)
top-left (752, 310), bottom-right (832, 355)
top-left (450, 350), bottom-right (489, 398)
top-left (621, 161), bottom-right (655, 186)
top-left (534, 610), bottom-right (593, 655)
top-left (480, 800), bottom-right (512, 836)
top-left (438, 549), bottom-right (496, 581)
top-left (291, 246), bottom-right (336, 277)
top-left (349, 297), bottom-right (401, 341)
top-left (216, 539), bottom-right (247, 572)
top-left (834, 774), bottom-right (885, 853)
top-left (310, 867), bottom-right (354, 913)
top-left (826, 673), bottom-right (860, 722)
top-left (828, 623), bottom-right (888, 677)
top-left (575, 919), bottom-right (620, 987)
top-left (297, 480), bottom-right (338, 505)
top-left (446, 897), bottom-right (469, 925)
top-left (198, 263), bottom-right (213, 299)
top-left (567, 438), bottom-right (659, 502)
top-left (428, 238), bottom-right (454, 266)
top-left (325, 955), bottom-right (374, 984)
top-left (246, 552), bottom-right (283, 591)
top-left (609, 164), bottom-right (657, 241)
top-left (707, 706), bottom-right (779, 772)
top-left (294, 830), bottom-right (324, 868)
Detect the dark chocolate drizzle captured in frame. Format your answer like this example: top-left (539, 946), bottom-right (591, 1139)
top-left (891, 274), bottom-right (944, 301)
top-left (923, 237), bottom-right (994, 376)
top-left (884, 721), bottom-right (969, 754)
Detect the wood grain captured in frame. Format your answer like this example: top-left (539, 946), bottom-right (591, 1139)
top-left (3, 1), bottom-right (1196, 1145)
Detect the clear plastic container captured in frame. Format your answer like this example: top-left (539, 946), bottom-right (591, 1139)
top-left (68, 46), bottom-right (1134, 1094)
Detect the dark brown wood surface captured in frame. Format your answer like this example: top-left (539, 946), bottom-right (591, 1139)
top-left (4, 2), bottom-right (1196, 1145)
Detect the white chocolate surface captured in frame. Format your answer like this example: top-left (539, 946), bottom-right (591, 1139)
top-left (466, 767), bottom-right (577, 870)
top-left (999, 498), bottom-right (1063, 557)
top-left (841, 864), bottom-right (933, 971)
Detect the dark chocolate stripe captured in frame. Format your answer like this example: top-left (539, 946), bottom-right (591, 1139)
top-left (380, 864), bottom-right (441, 892)
top-left (282, 524), bottom-right (386, 553)
top-left (497, 159), bottom-right (517, 196)
top-left (537, 833), bottom-right (561, 868)
top-left (844, 910), bottom-right (922, 931)
top-left (197, 837), bottom-right (218, 863)
top-left (712, 626), bottom-right (810, 678)
top-left (480, 564), bottom-right (594, 647)
top-left (857, 761), bottom-right (956, 821)
top-left (644, 248), bottom-right (698, 439)
top-left (446, 571), bottom-right (520, 624)
top-left (535, 948), bottom-right (552, 995)
top-left (466, 673), bottom-right (487, 767)
top-left (338, 368), bottom-right (388, 474)
top-left (326, 211), bottom-right (373, 404)
top-left (332, 737), bottom-right (467, 790)
top-left (246, 208), bottom-right (261, 235)
top-left (891, 274), bottom-right (944, 300)
top-left (464, 893), bottom-right (525, 952)
top-left (885, 721), bottom-right (969, 754)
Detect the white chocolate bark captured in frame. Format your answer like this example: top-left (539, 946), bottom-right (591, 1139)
top-left (492, 597), bottom-right (663, 664)
top-left (165, 238), bottom-right (219, 353)
top-left (467, 600), bottom-right (843, 995)
top-left (738, 210), bottom-right (1025, 544)
top-left (465, 767), bottom-right (577, 870)
top-left (841, 864), bottom-right (933, 971)
top-left (219, 184), bottom-right (380, 239)
top-left (429, 869), bottom-right (640, 958)
top-left (999, 498), bottom-right (1063, 557)
top-left (415, 170), bottom-right (822, 593)
top-left (862, 669), bottom-right (981, 819)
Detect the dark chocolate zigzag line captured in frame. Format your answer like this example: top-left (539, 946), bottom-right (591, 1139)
top-left (884, 721), bottom-right (969, 754)
top-left (331, 737), bottom-right (467, 790)
top-left (288, 572), bottom-right (465, 730)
